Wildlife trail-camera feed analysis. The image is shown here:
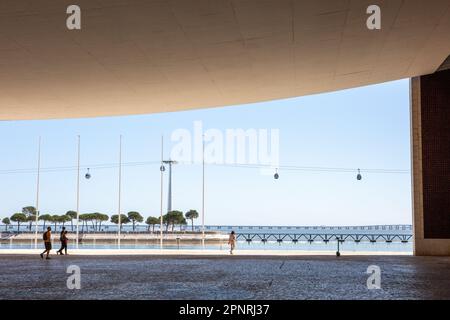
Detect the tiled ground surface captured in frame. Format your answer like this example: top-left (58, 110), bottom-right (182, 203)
top-left (0, 255), bottom-right (449, 300)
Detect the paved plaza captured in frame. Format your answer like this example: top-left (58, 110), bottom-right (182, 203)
top-left (0, 254), bottom-right (449, 300)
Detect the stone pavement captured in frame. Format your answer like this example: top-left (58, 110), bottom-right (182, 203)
top-left (0, 254), bottom-right (449, 300)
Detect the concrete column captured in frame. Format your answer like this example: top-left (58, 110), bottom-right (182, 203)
top-left (411, 69), bottom-right (450, 256)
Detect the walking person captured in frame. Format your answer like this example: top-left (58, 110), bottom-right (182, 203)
top-left (228, 230), bottom-right (236, 255)
top-left (40, 227), bottom-right (52, 260)
top-left (57, 228), bottom-right (68, 255)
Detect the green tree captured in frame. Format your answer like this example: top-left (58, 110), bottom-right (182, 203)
top-left (38, 214), bottom-right (52, 229)
top-left (87, 213), bottom-right (109, 231)
top-left (110, 214), bottom-right (130, 231)
top-left (177, 217), bottom-right (187, 231)
top-left (86, 213), bottom-right (96, 230)
top-left (49, 215), bottom-right (70, 231)
top-left (10, 213), bottom-right (27, 232)
top-left (162, 214), bottom-right (169, 231)
top-left (165, 211), bottom-right (184, 232)
top-left (51, 215), bottom-right (60, 230)
top-left (60, 215), bottom-right (71, 228)
top-left (185, 210), bottom-right (199, 231)
top-left (27, 214), bottom-right (37, 230)
top-left (78, 213), bottom-right (91, 232)
top-left (2, 217), bottom-right (10, 231)
top-left (95, 213), bottom-right (109, 231)
top-left (80, 213), bottom-right (96, 231)
top-left (127, 211), bottom-right (144, 231)
top-left (66, 210), bottom-right (77, 231)
top-left (90, 213), bottom-right (98, 231)
top-left (146, 216), bottom-right (160, 233)
top-left (22, 206), bottom-right (37, 231)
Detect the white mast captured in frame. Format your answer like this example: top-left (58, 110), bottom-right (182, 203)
top-left (34, 136), bottom-right (41, 248)
top-left (117, 135), bottom-right (122, 248)
top-left (76, 135), bottom-right (81, 249)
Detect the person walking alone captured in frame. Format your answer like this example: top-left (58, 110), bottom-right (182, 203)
top-left (228, 230), bottom-right (236, 255)
top-left (40, 227), bottom-right (52, 260)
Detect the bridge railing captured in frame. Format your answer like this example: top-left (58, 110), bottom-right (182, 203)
top-left (235, 233), bottom-right (413, 243)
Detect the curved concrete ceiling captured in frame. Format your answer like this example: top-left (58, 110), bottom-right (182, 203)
top-left (1, 0), bottom-right (450, 120)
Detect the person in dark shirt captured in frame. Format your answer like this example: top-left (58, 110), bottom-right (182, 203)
top-left (40, 227), bottom-right (52, 260)
top-left (57, 227), bottom-right (69, 255)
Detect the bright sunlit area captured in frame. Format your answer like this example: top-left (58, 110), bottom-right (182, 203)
top-left (0, 79), bottom-right (411, 227)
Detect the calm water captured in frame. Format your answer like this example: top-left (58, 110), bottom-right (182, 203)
top-left (1, 224), bottom-right (413, 252)
top-left (3, 224), bottom-right (413, 234)
top-left (0, 240), bottom-right (412, 252)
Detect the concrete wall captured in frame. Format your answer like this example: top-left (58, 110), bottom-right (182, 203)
top-left (411, 69), bottom-right (450, 256)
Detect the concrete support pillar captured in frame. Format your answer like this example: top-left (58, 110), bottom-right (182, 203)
top-left (411, 69), bottom-right (450, 256)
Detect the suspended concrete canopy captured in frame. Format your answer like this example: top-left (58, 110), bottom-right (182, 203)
top-left (0, 0), bottom-right (450, 120)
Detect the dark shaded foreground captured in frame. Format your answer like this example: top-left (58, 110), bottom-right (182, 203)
top-left (0, 255), bottom-right (449, 300)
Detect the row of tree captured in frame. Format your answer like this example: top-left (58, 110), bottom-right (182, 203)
top-left (1, 206), bottom-right (199, 233)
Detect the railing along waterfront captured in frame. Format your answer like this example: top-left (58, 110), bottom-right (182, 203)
top-left (1, 224), bottom-right (413, 234)
top-left (1, 224), bottom-right (413, 248)
top-left (236, 233), bottom-right (413, 243)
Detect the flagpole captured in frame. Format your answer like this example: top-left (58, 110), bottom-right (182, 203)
top-left (201, 134), bottom-right (205, 249)
top-left (34, 136), bottom-right (41, 249)
top-left (118, 135), bottom-right (122, 248)
top-left (160, 136), bottom-right (164, 250)
top-left (76, 135), bottom-right (81, 249)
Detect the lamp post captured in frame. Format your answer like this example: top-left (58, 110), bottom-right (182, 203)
top-left (357, 168), bottom-right (362, 181)
top-left (162, 160), bottom-right (178, 212)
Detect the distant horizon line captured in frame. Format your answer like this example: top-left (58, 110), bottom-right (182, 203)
top-left (3, 223), bottom-right (412, 228)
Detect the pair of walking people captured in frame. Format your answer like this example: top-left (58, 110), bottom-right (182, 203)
top-left (40, 226), bottom-right (69, 259)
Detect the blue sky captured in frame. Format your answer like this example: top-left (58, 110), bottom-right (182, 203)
top-left (0, 79), bottom-right (412, 226)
